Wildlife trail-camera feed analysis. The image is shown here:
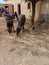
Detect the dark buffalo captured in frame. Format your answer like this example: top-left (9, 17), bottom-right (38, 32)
top-left (16, 15), bottom-right (26, 36)
top-left (5, 14), bottom-right (15, 33)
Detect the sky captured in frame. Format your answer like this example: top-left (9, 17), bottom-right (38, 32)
top-left (0, 0), bottom-right (5, 4)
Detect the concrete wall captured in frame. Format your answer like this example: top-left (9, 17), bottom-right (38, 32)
top-left (38, 2), bottom-right (49, 22)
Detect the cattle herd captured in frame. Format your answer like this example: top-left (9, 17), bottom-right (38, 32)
top-left (5, 12), bottom-right (26, 36)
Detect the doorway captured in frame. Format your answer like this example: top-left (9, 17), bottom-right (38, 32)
top-left (18, 4), bottom-right (21, 15)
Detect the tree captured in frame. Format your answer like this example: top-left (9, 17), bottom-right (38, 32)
top-left (25, 0), bottom-right (43, 29)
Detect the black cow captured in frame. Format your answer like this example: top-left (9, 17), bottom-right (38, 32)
top-left (5, 11), bottom-right (18, 34)
top-left (5, 13), bottom-right (15, 33)
top-left (6, 16), bottom-right (14, 33)
top-left (16, 15), bottom-right (26, 36)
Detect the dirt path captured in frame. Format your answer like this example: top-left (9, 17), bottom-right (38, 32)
top-left (0, 17), bottom-right (49, 65)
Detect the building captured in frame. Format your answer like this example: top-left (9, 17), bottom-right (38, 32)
top-left (4, 0), bottom-right (49, 21)
top-left (5, 0), bottom-right (32, 19)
